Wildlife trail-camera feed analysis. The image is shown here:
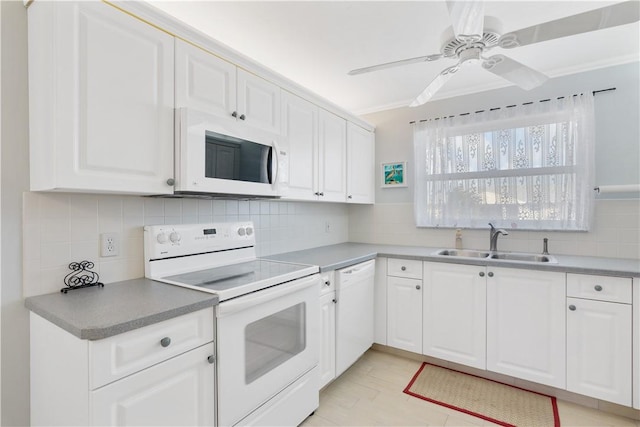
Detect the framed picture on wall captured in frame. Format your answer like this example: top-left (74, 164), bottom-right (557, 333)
top-left (381, 161), bottom-right (407, 188)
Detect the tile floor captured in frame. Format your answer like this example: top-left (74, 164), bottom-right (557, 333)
top-left (302, 349), bottom-right (640, 427)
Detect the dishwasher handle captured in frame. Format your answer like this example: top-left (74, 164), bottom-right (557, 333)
top-left (338, 260), bottom-right (375, 284)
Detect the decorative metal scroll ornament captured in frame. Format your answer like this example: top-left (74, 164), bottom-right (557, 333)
top-left (61, 261), bottom-right (104, 294)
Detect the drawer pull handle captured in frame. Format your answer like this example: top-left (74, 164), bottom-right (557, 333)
top-left (487, 272), bottom-right (494, 277)
top-left (479, 272), bottom-right (485, 277)
top-left (416, 285), bottom-right (421, 290)
top-left (401, 266), bottom-right (407, 271)
top-left (594, 285), bottom-right (603, 292)
top-left (160, 337), bottom-right (171, 348)
top-left (569, 305), bottom-right (576, 311)
top-left (207, 355), bottom-right (215, 364)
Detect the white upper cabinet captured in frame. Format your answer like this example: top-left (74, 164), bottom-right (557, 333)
top-left (237, 69), bottom-right (281, 135)
top-left (175, 39), bottom-right (280, 135)
top-left (175, 39), bottom-right (237, 120)
top-left (281, 91), bottom-right (318, 199)
top-left (346, 123), bottom-right (375, 204)
top-left (28, 1), bottom-right (175, 195)
top-left (487, 268), bottom-right (566, 389)
top-left (282, 97), bottom-right (349, 202)
top-left (317, 109), bottom-right (347, 202)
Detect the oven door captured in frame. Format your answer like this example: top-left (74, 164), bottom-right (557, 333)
top-left (216, 274), bottom-right (320, 427)
top-left (175, 108), bottom-right (287, 197)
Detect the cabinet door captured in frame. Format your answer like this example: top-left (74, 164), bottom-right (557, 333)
top-left (281, 91), bottom-right (318, 200)
top-left (387, 276), bottom-right (422, 353)
top-left (29, 2), bottom-right (174, 194)
top-left (237, 69), bottom-right (281, 135)
top-left (317, 109), bottom-right (347, 202)
top-left (346, 123), bottom-right (375, 204)
top-left (567, 297), bottom-right (632, 406)
top-left (319, 292), bottom-right (336, 389)
top-left (175, 39), bottom-right (237, 120)
top-left (487, 268), bottom-right (566, 388)
top-left (92, 344), bottom-right (215, 426)
top-left (423, 262), bottom-right (486, 369)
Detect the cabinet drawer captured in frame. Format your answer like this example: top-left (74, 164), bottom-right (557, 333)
top-left (567, 274), bottom-right (632, 304)
top-left (387, 258), bottom-right (422, 279)
top-left (319, 270), bottom-right (336, 295)
top-left (90, 308), bottom-right (214, 389)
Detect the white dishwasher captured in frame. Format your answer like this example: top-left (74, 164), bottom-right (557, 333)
top-left (335, 259), bottom-right (376, 376)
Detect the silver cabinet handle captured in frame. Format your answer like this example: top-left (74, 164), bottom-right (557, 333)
top-left (348, 195), bottom-right (353, 199)
top-left (318, 192), bottom-right (324, 196)
top-left (479, 272), bottom-right (485, 277)
top-left (332, 298), bottom-right (337, 304)
top-left (569, 305), bottom-right (576, 311)
top-left (324, 280), bottom-right (331, 286)
top-left (160, 337), bottom-right (171, 347)
top-left (401, 266), bottom-right (406, 271)
top-left (207, 355), bottom-right (215, 364)
top-left (594, 285), bottom-right (603, 292)
top-left (239, 114), bottom-right (246, 120)
top-left (487, 272), bottom-right (494, 277)
top-left (166, 178), bottom-right (175, 186)
top-left (231, 111), bottom-right (238, 118)
top-left (416, 285), bottom-right (421, 290)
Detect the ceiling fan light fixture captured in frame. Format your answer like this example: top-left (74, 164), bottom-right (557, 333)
top-left (459, 47), bottom-right (482, 66)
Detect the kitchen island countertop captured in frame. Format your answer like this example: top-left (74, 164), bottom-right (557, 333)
top-left (25, 278), bottom-right (218, 340)
top-left (266, 242), bottom-right (640, 277)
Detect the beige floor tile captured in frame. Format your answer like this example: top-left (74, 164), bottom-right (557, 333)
top-left (303, 349), bottom-right (639, 427)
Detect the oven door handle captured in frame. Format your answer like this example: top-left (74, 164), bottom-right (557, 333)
top-left (217, 274), bottom-right (319, 316)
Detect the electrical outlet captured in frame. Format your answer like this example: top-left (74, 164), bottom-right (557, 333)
top-left (100, 232), bottom-right (119, 257)
top-left (325, 221), bottom-right (331, 234)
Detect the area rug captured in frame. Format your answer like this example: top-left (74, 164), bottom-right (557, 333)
top-left (404, 362), bottom-right (560, 427)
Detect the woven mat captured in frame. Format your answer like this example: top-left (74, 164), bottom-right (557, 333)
top-left (404, 362), bottom-right (560, 427)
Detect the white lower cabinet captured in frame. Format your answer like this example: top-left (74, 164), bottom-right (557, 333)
top-left (318, 271), bottom-right (336, 389)
top-left (486, 268), bottom-right (566, 389)
top-left (91, 344), bottom-right (215, 425)
top-left (566, 274), bottom-right (633, 406)
top-left (30, 308), bottom-right (215, 426)
top-left (422, 262), bottom-right (486, 370)
top-left (386, 258), bottom-right (423, 353)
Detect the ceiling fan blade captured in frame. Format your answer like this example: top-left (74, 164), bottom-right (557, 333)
top-left (410, 65), bottom-right (459, 107)
top-left (481, 55), bottom-right (548, 90)
top-left (447, 0), bottom-right (485, 41)
top-left (498, 1), bottom-right (640, 49)
top-left (348, 54), bottom-right (443, 75)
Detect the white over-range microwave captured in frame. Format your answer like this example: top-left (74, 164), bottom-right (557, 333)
top-left (174, 108), bottom-right (288, 198)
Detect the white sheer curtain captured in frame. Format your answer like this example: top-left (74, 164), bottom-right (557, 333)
top-left (413, 94), bottom-right (595, 230)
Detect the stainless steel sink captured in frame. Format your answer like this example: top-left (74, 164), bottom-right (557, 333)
top-left (434, 249), bottom-right (558, 264)
top-left (435, 249), bottom-right (490, 258)
top-left (489, 253), bottom-right (558, 263)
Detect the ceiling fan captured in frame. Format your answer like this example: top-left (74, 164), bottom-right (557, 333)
top-left (348, 1), bottom-right (640, 106)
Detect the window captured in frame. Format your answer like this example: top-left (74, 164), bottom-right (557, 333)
top-left (413, 95), bottom-right (595, 230)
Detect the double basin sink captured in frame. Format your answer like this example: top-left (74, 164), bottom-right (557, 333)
top-left (435, 249), bottom-right (557, 263)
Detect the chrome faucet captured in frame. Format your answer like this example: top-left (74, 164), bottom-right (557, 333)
top-left (489, 223), bottom-right (508, 253)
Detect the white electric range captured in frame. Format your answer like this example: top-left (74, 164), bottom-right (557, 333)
top-left (144, 221), bottom-right (320, 427)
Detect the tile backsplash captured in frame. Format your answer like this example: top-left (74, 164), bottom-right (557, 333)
top-left (22, 192), bottom-right (348, 297)
top-left (349, 199), bottom-right (640, 260)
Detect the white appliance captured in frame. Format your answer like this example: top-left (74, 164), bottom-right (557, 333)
top-left (335, 259), bottom-right (376, 376)
top-left (144, 221), bottom-right (320, 426)
top-left (174, 108), bottom-right (288, 198)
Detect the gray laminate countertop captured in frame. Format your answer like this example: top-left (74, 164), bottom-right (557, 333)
top-left (25, 278), bottom-right (218, 340)
top-left (266, 243), bottom-right (640, 277)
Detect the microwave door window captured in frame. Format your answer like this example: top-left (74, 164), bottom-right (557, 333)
top-left (205, 131), bottom-right (271, 184)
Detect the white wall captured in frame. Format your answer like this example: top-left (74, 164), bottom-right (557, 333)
top-left (352, 62), bottom-right (640, 260)
top-left (22, 195), bottom-right (348, 297)
top-left (1, 1), bottom-right (29, 425)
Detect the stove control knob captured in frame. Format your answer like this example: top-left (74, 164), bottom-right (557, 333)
top-left (237, 227), bottom-right (246, 236)
top-left (169, 232), bottom-right (181, 243)
top-left (156, 232), bottom-right (168, 244)
top-left (245, 227), bottom-right (254, 236)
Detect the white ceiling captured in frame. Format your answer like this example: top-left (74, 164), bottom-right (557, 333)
top-left (149, 1), bottom-right (640, 115)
